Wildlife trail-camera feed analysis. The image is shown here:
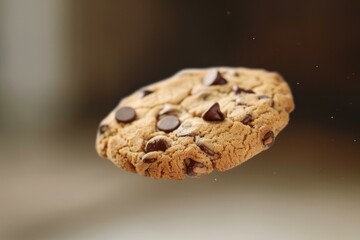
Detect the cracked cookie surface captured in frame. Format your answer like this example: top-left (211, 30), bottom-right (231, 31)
top-left (96, 67), bottom-right (294, 179)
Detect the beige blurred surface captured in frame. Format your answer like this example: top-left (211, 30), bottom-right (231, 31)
top-left (1, 123), bottom-right (359, 240)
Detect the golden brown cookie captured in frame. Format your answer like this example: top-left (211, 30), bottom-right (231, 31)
top-left (96, 67), bottom-right (295, 179)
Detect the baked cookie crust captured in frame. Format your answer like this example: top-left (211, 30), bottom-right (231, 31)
top-left (96, 67), bottom-right (294, 179)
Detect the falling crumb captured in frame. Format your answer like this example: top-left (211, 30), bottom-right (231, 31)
top-left (330, 116), bottom-right (334, 119)
top-left (252, 37), bottom-right (256, 40)
top-left (354, 139), bottom-right (357, 142)
top-left (296, 82), bottom-right (300, 85)
top-left (214, 178), bottom-right (217, 182)
top-left (316, 65), bottom-right (319, 68)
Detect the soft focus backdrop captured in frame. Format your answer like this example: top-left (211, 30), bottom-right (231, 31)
top-left (1, 1), bottom-right (359, 239)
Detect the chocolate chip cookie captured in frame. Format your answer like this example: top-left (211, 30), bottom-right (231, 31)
top-left (96, 67), bottom-right (294, 179)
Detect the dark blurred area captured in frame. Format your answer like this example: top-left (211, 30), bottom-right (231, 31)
top-left (0, 1), bottom-right (359, 239)
top-left (71, 0), bottom-right (360, 131)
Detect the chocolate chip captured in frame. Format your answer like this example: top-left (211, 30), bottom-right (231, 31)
top-left (197, 140), bottom-right (215, 156)
top-left (202, 102), bottom-right (225, 121)
top-left (262, 131), bottom-right (275, 147)
top-left (203, 69), bottom-right (228, 86)
top-left (232, 86), bottom-right (255, 94)
top-left (143, 158), bottom-right (157, 163)
top-left (185, 158), bottom-right (205, 176)
top-left (241, 114), bottom-right (253, 125)
top-left (142, 89), bottom-right (153, 97)
top-left (142, 157), bottom-right (157, 163)
top-left (157, 115), bottom-right (180, 133)
top-left (98, 124), bottom-right (109, 134)
top-left (115, 107), bottom-right (136, 123)
top-left (141, 152), bottom-right (158, 163)
top-left (145, 137), bottom-right (171, 152)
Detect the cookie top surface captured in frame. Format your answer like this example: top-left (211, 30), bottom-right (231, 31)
top-left (96, 67), bottom-right (294, 179)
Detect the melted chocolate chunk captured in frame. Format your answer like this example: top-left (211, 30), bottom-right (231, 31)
top-left (145, 138), bottom-right (171, 152)
top-left (115, 107), bottom-right (136, 123)
top-left (241, 114), bottom-right (253, 125)
top-left (203, 69), bottom-right (228, 86)
top-left (157, 115), bottom-right (180, 133)
top-left (98, 124), bottom-right (109, 134)
top-left (202, 102), bottom-right (225, 121)
top-left (197, 141), bottom-right (215, 156)
top-left (142, 89), bottom-right (154, 97)
top-left (262, 131), bottom-right (275, 147)
top-left (142, 157), bottom-right (157, 163)
top-left (185, 158), bottom-right (205, 176)
top-left (232, 86), bottom-right (255, 94)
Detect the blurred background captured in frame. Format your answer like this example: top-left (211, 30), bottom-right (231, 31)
top-left (0, 0), bottom-right (359, 239)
